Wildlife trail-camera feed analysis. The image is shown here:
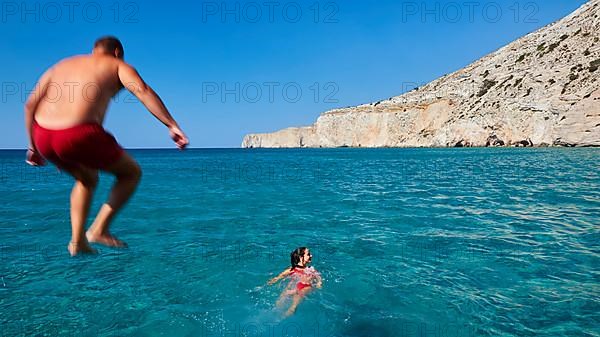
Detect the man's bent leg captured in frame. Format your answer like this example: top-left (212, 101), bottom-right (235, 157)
top-left (87, 152), bottom-right (141, 247)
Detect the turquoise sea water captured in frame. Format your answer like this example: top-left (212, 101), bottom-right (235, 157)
top-left (0, 148), bottom-right (598, 337)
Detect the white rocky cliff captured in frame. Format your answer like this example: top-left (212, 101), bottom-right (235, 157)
top-left (242, 1), bottom-right (600, 148)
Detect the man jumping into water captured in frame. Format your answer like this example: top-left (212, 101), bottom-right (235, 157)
top-left (24, 36), bottom-right (189, 256)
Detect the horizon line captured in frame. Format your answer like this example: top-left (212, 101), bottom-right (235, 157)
top-left (0, 147), bottom-right (244, 150)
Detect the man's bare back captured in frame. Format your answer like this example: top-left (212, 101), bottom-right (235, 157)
top-left (25, 36), bottom-right (189, 256)
top-left (33, 54), bottom-right (124, 129)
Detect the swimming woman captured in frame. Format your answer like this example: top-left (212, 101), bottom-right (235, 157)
top-left (267, 247), bottom-right (322, 316)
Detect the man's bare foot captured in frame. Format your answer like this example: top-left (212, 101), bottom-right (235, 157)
top-left (68, 241), bottom-right (97, 257)
top-left (86, 231), bottom-right (128, 248)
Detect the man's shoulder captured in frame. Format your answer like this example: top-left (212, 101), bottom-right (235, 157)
top-left (114, 58), bottom-right (132, 69)
top-left (90, 55), bottom-right (131, 75)
top-left (58, 54), bottom-right (88, 64)
top-left (49, 54), bottom-right (87, 71)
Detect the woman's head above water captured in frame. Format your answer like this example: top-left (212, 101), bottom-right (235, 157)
top-left (290, 247), bottom-right (312, 270)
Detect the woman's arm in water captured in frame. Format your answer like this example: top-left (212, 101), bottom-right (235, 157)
top-left (314, 270), bottom-right (323, 288)
top-left (267, 269), bottom-right (292, 285)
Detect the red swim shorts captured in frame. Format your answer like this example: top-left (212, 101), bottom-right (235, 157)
top-left (32, 120), bottom-right (124, 170)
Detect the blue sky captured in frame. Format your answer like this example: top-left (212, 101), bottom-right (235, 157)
top-left (0, 0), bottom-right (587, 148)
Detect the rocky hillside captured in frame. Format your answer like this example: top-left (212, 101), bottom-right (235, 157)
top-left (243, 0), bottom-right (600, 148)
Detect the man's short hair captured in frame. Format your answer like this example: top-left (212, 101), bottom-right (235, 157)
top-left (94, 36), bottom-right (124, 57)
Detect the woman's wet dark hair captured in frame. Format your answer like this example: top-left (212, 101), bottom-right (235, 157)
top-left (290, 247), bottom-right (308, 271)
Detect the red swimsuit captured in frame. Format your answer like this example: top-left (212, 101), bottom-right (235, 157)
top-left (32, 120), bottom-right (124, 170)
top-left (291, 267), bottom-right (311, 291)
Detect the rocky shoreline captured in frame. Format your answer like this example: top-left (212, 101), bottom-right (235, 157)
top-left (243, 1), bottom-right (600, 149)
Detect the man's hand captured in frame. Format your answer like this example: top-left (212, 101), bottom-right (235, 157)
top-left (169, 125), bottom-right (189, 150)
top-left (26, 148), bottom-right (46, 166)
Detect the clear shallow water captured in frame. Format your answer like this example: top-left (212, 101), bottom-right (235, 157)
top-left (0, 148), bottom-right (598, 337)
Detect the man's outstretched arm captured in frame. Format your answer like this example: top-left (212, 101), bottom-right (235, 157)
top-left (117, 62), bottom-right (189, 149)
